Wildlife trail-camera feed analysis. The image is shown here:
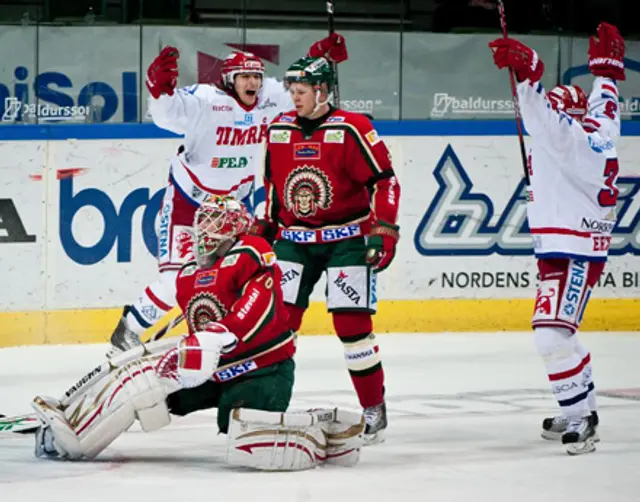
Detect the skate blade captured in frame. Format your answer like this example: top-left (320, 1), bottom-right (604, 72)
top-left (364, 430), bottom-right (386, 446)
top-left (566, 437), bottom-right (596, 456)
top-left (543, 430), bottom-right (600, 442)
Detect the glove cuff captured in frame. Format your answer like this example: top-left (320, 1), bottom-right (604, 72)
top-left (371, 220), bottom-right (400, 241)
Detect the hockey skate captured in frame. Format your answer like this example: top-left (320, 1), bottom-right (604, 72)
top-left (106, 307), bottom-right (142, 358)
top-left (562, 416), bottom-right (597, 455)
top-left (541, 411), bottom-right (599, 442)
top-left (363, 401), bottom-right (387, 445)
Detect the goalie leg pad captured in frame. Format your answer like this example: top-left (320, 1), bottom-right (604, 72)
top-left (33, 357), bottom-right (171, 460)
top-left (310, 408), bottom-right (365, 467)
top-left (226, 408), bottom-right (327, 471)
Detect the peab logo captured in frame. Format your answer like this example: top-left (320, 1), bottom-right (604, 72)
top-left (414, 145), bottom-right (640, 256)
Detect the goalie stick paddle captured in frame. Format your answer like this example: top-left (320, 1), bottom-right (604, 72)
top-left (1, 313), bottom-right (184, 435)
top-left (496, 0), bottom-right (531, 189)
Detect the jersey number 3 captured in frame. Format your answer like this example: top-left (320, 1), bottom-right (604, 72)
top-left (598, 158), bottom-right (619, 207)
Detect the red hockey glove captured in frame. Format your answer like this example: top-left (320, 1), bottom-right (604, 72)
top-left (488, 38), bottom-right (545, 82)
top-left (308, 32), bottom-right (348, 63)
top-left (146, 46), bottom-right (180, 99)
top-left (249, 217), bottom-right (278, 245)
top-left (366, 221), bottom-right (400, 273)
top-left (589, 22), bottom-right (625, 81)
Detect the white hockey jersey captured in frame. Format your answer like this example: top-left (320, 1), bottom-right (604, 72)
top-left (149, 78), bottom-right (293, 206)
top-left (518, 76), bottom-right (621, 261)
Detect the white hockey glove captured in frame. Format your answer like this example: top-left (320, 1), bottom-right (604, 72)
top-left (155, 322), bottom-right (238, 389)
top-left (227, 407), bottom-right (365, 471)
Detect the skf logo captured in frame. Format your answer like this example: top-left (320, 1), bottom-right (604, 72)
top-left (294, 143), bottom-right (321, 160)
top-left (215, 360), bottom-right (258, 381)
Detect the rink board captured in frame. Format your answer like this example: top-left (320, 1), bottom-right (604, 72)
top-left (0, 122), bottom-right (638, 346)
top-left (0, 298), bottom-right (639, 346)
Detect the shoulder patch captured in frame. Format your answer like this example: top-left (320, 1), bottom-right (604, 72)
top-left (221, 254), bottom-right (241, 268)
top-left (261, 251), bottom-right (277, 267)
top-left (270, 130), bottom-right (292, 143)
top-left (324, 130), bottom-right (345, 143)
top-left (180, 262), bottom-right (198, 277)
top-left (365, 130), bottom-right (381, 146)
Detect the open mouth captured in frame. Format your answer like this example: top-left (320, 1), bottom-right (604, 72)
top-left (246, 90), bottom-right (257, 96)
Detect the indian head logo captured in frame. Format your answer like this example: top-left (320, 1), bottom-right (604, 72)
top-left (186, 293), bottom-right (228, 332)
top-left (284, 165), bottom-right (333, 218)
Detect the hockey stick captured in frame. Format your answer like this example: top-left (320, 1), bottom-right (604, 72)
top-left (1, 313), bottom-right (185, 435)
top-left (326, 0), bottom-right (340, 108)
top-left (496, 0), bottom-right (530, 189)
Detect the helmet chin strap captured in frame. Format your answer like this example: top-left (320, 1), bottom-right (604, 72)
top-left (312, 87), bottom-right (332, 116)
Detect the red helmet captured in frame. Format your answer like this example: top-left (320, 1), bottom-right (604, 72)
top-left (547, 85), bottom-right (588, 121)
top-left (221, 51), bottom-right (265, 88)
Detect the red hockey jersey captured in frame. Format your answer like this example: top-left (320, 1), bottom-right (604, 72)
top-left (263, 109), bottom-right (400, 243)
top-left (175, 234), bottom-right (295, 383)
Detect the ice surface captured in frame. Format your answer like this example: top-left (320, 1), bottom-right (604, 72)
top-left (1, 332), bottom-right (639, 502)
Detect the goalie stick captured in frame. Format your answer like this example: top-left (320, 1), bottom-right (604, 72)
top-left (1, 313), bottom-right (184, 435)
top-left (496, 0), bottom-right (530, 188)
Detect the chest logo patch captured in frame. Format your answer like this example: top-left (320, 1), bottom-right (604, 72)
top-left (284, 166), bottom-right (333, 218)
top-left (186, 292), bottom-right (228, 331)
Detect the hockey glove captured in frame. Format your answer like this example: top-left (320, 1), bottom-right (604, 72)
top-left (589, 22), bottom-right (625, 81)
top-left (366, 221), bottom-right (400, 273)
top-left (146, 46), bottom-right (180, 99)
top-left (488, 38), bottom-right (545, 83)
top-left (308, 33), bottom-right (348, 63)
top-left (250, 217), bottom-right (278, 245)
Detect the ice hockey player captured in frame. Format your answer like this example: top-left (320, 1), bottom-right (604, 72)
top-left (107, 34), bottom-right (349, 356)
top-left (252, 56), bottom-right (401, 444)
top-left (489, 22), bottom-right (625, 455)
top-left (31, 196), bottom-right (365, 470)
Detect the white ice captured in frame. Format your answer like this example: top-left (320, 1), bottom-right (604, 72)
top-left (1, 332), bottom-right (639, 502)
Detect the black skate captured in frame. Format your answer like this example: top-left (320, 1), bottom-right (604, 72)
top-left (542, 411), bottom-right (599, 442)
top-left (106, 306), bottom-right (142, 358)
top-left (363, 401), bottom-right (387, 445)
top-left (562, 416), bottom-right (597, 455)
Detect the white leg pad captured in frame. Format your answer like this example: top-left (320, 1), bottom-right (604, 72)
top-left (226, 408), bottom-right (327, 471)
top-left (310, 408), bottom-right (365, 467)
top-left (32, 357), bottom-right (171, 460)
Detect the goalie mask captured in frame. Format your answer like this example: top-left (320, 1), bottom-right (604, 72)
top-left (193, 196), bottom-right (252, 267)
top-left (547, 85), bottom-right (588, 121)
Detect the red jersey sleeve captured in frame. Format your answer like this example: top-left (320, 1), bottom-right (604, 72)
top-left (217, 235), bottom-right (280, 341)
top-left (342, 113), bottom-right (401, 226)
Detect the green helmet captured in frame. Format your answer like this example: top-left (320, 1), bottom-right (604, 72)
top-left (285, 56), bottom-right (335, 90)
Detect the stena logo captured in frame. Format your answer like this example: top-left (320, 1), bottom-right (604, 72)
top-left (59, 176), bottom-right (164, 265)
top-left (0, 66), bottom-right (138, 123)
top-left (414, 145), bottom-right (640, 256)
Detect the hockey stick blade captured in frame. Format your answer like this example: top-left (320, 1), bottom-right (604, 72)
top-left (0, 414), bottom-right (40, 434)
